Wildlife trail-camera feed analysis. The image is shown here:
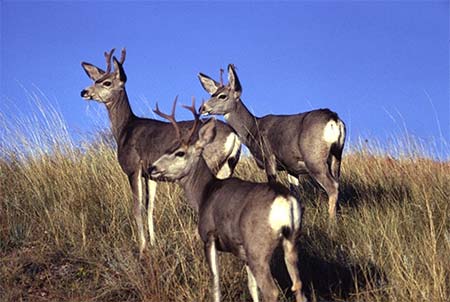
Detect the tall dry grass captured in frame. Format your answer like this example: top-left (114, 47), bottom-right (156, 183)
top-left (0, 103), bottom-right (448, 302)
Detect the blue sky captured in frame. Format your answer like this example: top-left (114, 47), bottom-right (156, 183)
top-left (1, 1), bottom-right (449, 156)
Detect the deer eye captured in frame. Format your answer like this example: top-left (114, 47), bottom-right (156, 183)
top-left (218, 94), bottom-right (227, 99)
top-left (103, 81), bottom-right (112, 87)
top-left (175, 151), bottom-right (185, 157)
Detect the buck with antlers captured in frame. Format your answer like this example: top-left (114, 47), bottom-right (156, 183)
top-left (80, 49), bottom-right (241, 258)
top-left (198, 65), bottom-right (345, 221)
top-left (149, 99), bottom-right (307, 302)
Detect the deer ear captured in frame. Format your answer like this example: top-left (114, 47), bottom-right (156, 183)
top-left (81, 62), bottom-right (105, 81)
top-left (228, 64), bottom-right (242, 97)
top-left (196, 118), bottom-right (216, 149)
top-left (198, 73), bottom-right (220, 95)
top-left (113, 57), bottom-right (127, 83)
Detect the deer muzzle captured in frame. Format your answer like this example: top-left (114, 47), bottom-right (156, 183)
top-left (199, 103), bottom-right (211, 115)
top-left (80, 89), bottom-right (91, 99)
top-left (148, 165), bottom-right (164, 180)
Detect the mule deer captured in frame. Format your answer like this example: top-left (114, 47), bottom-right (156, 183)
top-left (149, 100), bottom-right (307, 302)
top-left (80, 49), bottom-right (241, 258)
top-left (199, 65), bottom-right (345, 220)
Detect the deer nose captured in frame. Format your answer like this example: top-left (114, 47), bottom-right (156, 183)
top-left (148, 165), bottom-right (155, 174)
top-left (199, 103), bottom-right (209, 115)
top-left (148, 165), bottom-right (163, 179)
top-left (80, 89), bottom-right (88, 98)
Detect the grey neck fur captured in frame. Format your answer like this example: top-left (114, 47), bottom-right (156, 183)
top-left (105, 89), bottom-right (135, 142)
top-left (180, 154), bottom-right (215, 212)
top-left (225, 100), bottom-right (258, 146)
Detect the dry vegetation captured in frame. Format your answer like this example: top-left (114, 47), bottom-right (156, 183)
top-left (0, 106), bottom-right (449, 302)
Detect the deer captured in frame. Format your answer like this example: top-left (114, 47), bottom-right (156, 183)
top-left (149, 99), bottom-right (308, 302)
top-left (80, 49), bottom-right (241, 259)
top-left (198, 64), bottom-right (346, 221)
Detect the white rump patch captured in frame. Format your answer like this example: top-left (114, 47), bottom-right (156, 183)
top-left (323, 120), bottom-right (340, 143)
top-left (229, 134), bottom-right (241, 159)
top-left (290, 196), bottom-right (301, 232)
top-left (269, 196), bottom-right (301, 234)
top-left (338, 119), bottom-right (346, 146)
top-left (216, 133), bottom-right (240, 179)
top-left (269, 196), bottom-right (291, 232)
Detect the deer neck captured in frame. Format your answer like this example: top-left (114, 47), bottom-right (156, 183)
top-left (225, 100), bottom-right (259, 146)
top-left (180, 155), bottom-right (216, 212)
top-left (105, 89), bottom-right (135, 142)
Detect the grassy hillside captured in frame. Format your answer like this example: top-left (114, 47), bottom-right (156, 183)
top-left (0, 110), bottom-right (448, 302)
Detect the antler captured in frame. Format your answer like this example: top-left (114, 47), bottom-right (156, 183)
top-left (153, 96), bottom-right (182, 142)
top-left (119, 48), bottom-right (126, 65)
top-left (219, 68), bottom-right (224, 86)
top-left (103, 48), bottom-right (116, 74)
top-left (182, 97), bottom-right (202, 143)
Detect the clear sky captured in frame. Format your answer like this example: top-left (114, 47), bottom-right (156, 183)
top-left (1, 1), bottom-right (449, 156)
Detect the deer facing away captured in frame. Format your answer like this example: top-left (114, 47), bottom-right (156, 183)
top-left (80, 49), bottom-right (241, 258)
top-left (149, 100), bottom-right (307, 302)
top-left (199, 65), bottom-right (345, 220)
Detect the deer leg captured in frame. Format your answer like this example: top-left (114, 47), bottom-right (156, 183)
top-left (331, 156), bottom-right (341, 179)
top-left (245, 241), bottom-right (279, 302)
top-left (205, 234), bottom-right (221, 302)
top-left (246, 262), bottom-right (278, 302)
top-left (245, 265), bottom-right (260, 302)
top-left (129, 171), bottom-right (146, 259)
top-left (307, 162), bottom-right (339, 221)
top-left (330, 152), bottom-right (342, 180)
top-left (282, 239), bottom-right (307, 302)
top-left (147, 179), bottom-right (157, 246)
top-left (330, 134), bottom-right (344, 180)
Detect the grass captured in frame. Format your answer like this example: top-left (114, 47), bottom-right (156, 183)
top-left (0, 105), bottom-right (449, 302)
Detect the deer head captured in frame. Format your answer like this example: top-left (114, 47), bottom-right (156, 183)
top-left (80, 48), bottom-right (127, 104)
top-left (198, 64), bottom-right (242, 116)
top-left (150, 98), bottom-right (216, 181)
